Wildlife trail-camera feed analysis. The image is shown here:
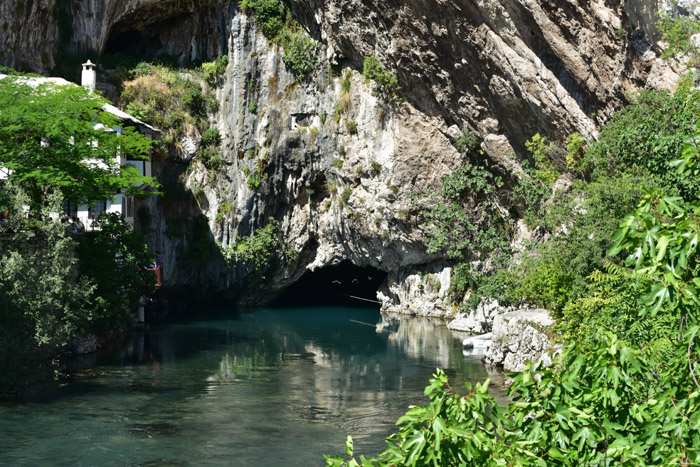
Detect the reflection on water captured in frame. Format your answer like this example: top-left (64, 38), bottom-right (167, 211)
top-left (0, 306), bottom-right (506, 466)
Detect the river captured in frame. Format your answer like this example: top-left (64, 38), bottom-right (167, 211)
top-left (0, 305), bottom-right (507, 466)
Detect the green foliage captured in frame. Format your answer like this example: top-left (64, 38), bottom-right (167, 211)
top-left (340, 187), bottom-right (352, 205)
top-left (181, 81), bottom-right (206, 117)
top-left (240, 0), bottom-right (287, 39)
top-left (422, 161), bottom-right (512, 309)
top-left (0, 77), bottom-right (156, 210)
top-left (346, 120), bottom-right (358, 135)
top-left (340, 70), bottom-right (352, 95)
top-left (247, 169), bottom-right (262, 189)
top-left (249, 102), bottom-right (257, 113)
top-left (564, 132), bottom-right (586, 173)
top-left (281, 29), bottom-right (318, 78)
top-left (608, 190), bottom-right (700, 319)
top-left (219, 217), bottom-right (282, 275)
top-left (511, 169), bottom-right (549, 228)
top-left (656, 13), bottom-right (700, 60)
top-left (200, 147), bottom-right (224, 172)
top-left (201, 127), bottom-right (222, 147)
top-left (328, 332), bottom-right (700, 466)
top-left (584, 85), bottom-right (700, 199)
top-left (78, 213), bottom-right (155, 333)
top-left (362, 55), bottom-right (400, 96)
top-left (423, 162), bottom-right (508, 261)
top-left (508, 173), bottom-right (650, 312)
top-left (0, 190), bottom-right (152, 398)
top-left (456, 130), bottom-right (479, 154)
top-left (555, 263), bottom-right (671, 345)
top-left (200, 55), bottom-right (229, 85)
top-left (119, 62), bottom-right (218, 147)
top-left (525, 133), bottom-right (561, 185)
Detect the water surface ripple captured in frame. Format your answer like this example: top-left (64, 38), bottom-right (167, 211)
top-left (0, 306), bottom-right (506, 466)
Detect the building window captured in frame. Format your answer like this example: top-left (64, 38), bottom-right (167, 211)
top-left (89, 200), bottom-right (107, 219)
top-left (125, 196), bottom-right (134, 219)
top-left (62, 200), bottom-right (78, 217)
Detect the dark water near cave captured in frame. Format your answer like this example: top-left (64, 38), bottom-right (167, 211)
top-left (0, 306), bottom-right (506, 466)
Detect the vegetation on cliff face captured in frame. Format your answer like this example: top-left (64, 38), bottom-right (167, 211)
top-left (327, 78), bottom-right (700, 464)
top-left (241, 0), bottom-right (318, 79)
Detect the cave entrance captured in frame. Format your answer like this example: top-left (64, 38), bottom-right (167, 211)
top-left (274, 260), bottom-right (387, 307)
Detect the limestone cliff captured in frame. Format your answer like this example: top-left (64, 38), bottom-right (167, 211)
top-left (0, 0), bottom-right (690, 314)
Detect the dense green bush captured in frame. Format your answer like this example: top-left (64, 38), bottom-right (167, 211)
top-left (281, 29), bottom-right (317, 77)
top-left (200, 55), bottom-right (229, 85)
top-left (240, 0), bottom-right (287, 39)
top-left (201, 127), bottom-right (222, 147)
top-left (584, 80), bottom-right (700, 199)
top-left (327, 95), bottom-right (700, 467)
top-left (362, 55), bottom-right (400, 96)
top-left (219, 217), bottom-right (295, 278)
top-left (0, 192), bottom-right (153, 398)
top-left (656, 13), bottom-right (700, 60)
top-left (78, 213), bottom-right (155, 334)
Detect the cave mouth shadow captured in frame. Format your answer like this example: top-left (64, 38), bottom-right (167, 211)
top-left (273, 260), bottom-right (387, 308)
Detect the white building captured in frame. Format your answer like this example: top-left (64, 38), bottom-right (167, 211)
top-left (0, 61), bottom-right (158, 230)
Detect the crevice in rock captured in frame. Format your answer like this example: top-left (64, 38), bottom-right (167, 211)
top-left (274, 260), bottom-right (387, 307)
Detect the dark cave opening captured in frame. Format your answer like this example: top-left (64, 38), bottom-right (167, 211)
top-left (104, 30), bottom-right (147, 56)
top-left (274, 260), bottom-right (387, 308)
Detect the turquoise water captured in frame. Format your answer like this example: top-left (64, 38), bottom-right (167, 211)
top-left (0, 306), bottom-right (505, 466)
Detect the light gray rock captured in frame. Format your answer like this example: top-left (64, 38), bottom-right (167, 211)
top-left (485, 309), bottom-right (558, 372)
top-left (447, 299), bottom-right (514, 334)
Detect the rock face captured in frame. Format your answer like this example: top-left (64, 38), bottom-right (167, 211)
top-left (0, 0), bottom-right (692, 315)
top-left (485, 309), bottom-right (557, 372)
top-left (447, 300), bottom-right (515, 334)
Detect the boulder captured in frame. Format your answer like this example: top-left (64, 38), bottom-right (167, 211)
top-left (485, 309), bottom-right (558, 372)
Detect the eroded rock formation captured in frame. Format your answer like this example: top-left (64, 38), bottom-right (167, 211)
top-left (0, 0), bottom-right (690, 316)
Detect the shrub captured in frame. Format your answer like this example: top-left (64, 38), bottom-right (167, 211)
top-left (456, 129), bottom-right (479, 153)
top-left (656, 13), bottom-right (700, 59)
top-left (200, 55), bottom-right (229, 85)
top-left (181, 81), bottom-right (206, 118)
top-left (340, 187), bottom-right (351, 204)
top-left (525, 133), bottom-right (560, 185)
top-left (362, 55), bottom-right (400, 96)
top-left (346, 120), bottom-right (358, 135)
top-left (201, 127), bottom-right (221, 147)
top-left (247, 169), bottom-right (262, 189)
top-left (199, 146), bottom-right (224, 172)
top-left (240, 0), bottom-right (287, 39)
top-left (583, 84), bottom-right (700, 199)
top-left (219, 217), bottom-right (281, 276)
top-left (281, 29), bottom-right (317, 77)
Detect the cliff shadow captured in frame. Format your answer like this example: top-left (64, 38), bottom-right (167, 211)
top-left (274, 260), bottom-right (387, 308)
